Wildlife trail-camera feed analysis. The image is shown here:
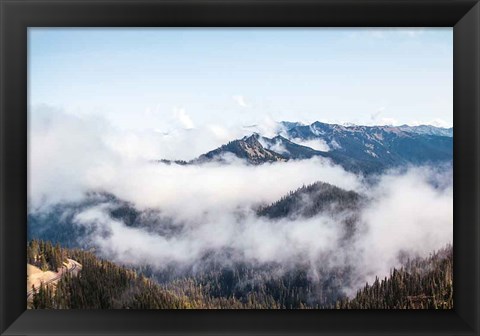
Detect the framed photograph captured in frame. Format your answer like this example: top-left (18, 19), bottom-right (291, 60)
top-left (1, 0), bottom-right (479, 335)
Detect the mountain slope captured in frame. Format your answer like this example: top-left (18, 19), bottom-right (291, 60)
top-left (259, 135), bottom-right (328, 160)
top-left (257, 181), bottom-right (364, 241)
top-left (258, 181), bottom-right (363, 220)
top-left (156, 121), bottom-right (452, 174)
top-left (195, 134), bottom-right (287, 165)
top-left (284, 121), bottom-right (453, 173)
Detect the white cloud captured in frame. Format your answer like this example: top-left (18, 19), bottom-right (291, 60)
top-left (207, 124), bottom-right (232, 142)
top-left (29, 105), bottom-right (452, 298)
top-left (87, 157), bottom-right (361, 219)
top-left (347, 167), bottom-right (453, 292)
top-left (64, 165), bottom-right (452, 296)
top-left (173, 107), bottom-right (195, 129)
top-left (232, 95), bottom-right (249, 108)
top-left (28, 105), bottom-right (361, 211)
top-left (28, 106), bottom-right (118, 208)
top-left (291, 138), bottom-right (330, 152)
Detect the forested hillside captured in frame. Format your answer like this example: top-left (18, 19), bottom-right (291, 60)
top-left (28, 242), bottom-right (186, 309)
top-left (258, 181), bottom-right (363, 219)
top-left (28, 240), bottom-right (453, 309)
top-left (334, 245), bottom-right (453, 309)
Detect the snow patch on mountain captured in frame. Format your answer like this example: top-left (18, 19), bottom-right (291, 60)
top-left (309, 124), bottom-right (326, 136)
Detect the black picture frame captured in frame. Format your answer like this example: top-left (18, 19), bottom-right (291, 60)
top-left (1, 0), bottom-right (479, 335)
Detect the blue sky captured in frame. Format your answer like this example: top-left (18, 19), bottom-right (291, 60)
top-left (29, 28), bottom-right (453, 130)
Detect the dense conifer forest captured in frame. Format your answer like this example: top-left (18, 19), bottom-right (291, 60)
top-left (27, 239), bottom-right (67, 272)
top-left (258, 181), bottom-right (363, 219)
top-left (28, 240), bottom-right (453, 309)
top-left (335, 245), bottom-right (453, 309)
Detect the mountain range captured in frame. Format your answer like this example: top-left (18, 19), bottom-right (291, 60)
top-left (160, 121), bottom-right (453, 174)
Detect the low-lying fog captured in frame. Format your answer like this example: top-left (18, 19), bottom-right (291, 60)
top-left (28, 107), bottom-right (453, 295)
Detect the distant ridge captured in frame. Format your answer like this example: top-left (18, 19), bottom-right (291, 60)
top-left (156, 121), bottom-right (453, 174)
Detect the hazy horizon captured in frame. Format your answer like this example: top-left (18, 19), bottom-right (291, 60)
top-left (29, 28), bottom-right (453, 132)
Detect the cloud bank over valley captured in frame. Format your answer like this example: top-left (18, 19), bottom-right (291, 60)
top-left (28, 107), bottom-right (453, 296)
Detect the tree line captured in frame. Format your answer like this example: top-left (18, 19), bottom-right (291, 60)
top-left (28, 240), bottom-right (453, 309)
top-left (334, 245), bottom-right (453, 309)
